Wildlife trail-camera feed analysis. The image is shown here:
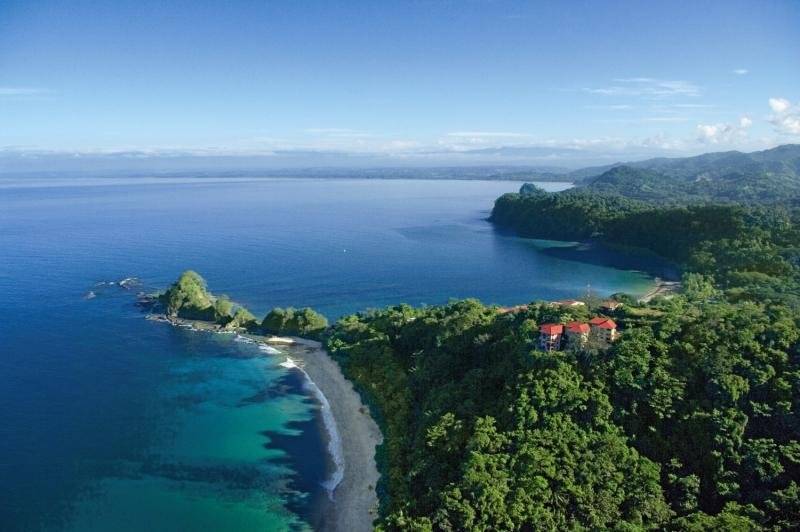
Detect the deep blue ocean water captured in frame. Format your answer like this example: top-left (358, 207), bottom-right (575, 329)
top-left (0, 177), bottom-right (653, 530)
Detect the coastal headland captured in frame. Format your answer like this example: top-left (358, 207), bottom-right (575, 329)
top-left (140, 270), bottom-right (383, 532)
top-left (144, 314), bottom-right (383, 532)
top-left (139, 265), bottom-right (670, 531)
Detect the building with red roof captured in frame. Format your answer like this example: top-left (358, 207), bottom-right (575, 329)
top-left (566, 322), bottom-right (591, 333)
top-left (539, 323), bottom-right (563, 351)
top-left (589, 317), bottom-right (618, 342)
top-left (565, 321), bottom-right (590, 347)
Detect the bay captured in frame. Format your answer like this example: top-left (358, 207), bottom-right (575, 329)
top-left (0, 177), bottom-right (654, 530)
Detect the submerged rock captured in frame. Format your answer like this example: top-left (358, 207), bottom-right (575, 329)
top-left (118, 277), bottom-right (141, 290)
top-left (135, 292), bottom-right (160, 310)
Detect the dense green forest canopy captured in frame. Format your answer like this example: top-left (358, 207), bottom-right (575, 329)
top-left (262, 306), bottom-right (328, 339)
top-left (492, 185), bottom-right (800, 309)
top-left (159, 145), bottom-right (800, 530)
top-left (326, 295), bottom-right (800, 530)
top-left (158, 271), bottom-right (327, 337)
top-left (570, 144), bottom-right (800, 204)
top-left (160, 270), bottom-right (220, 320)
top-left (322, 155), bottom-right (800, 530)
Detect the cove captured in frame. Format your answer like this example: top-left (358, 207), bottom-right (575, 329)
top-left (0, 177), bottom-right (656, 530)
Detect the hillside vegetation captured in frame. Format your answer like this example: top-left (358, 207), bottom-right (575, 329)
top-left (492, 186), bottom-right (800, 308)
top-left (327, 293), bottom-right (800, 529)
top-left (159, 271), bottom-right (328, 338)
top-left (161, 146), bottom-right (800, 529)
top-left (322, 151), bottom-right (800, 529)
top-left (572, 144), bottom-right (800, 204)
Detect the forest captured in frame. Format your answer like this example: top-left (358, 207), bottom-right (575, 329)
top-left (323, 181), bottom-right (800, 530)
top-left (570, 144), bottom-right (800, 204)
top-left (491, 185), bottom-right (800, 308)
top-left (157, 270), bottom-right (328, 338)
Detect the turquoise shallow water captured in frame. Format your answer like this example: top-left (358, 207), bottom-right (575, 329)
top-left (63, 340), bottom-right (320, 532)
top-left (0, 177), bottom-right (654, 530)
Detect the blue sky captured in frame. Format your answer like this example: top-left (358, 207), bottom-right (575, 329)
top-left (1, 0), bottom-right (799, 169)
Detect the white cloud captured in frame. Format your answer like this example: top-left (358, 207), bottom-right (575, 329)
top-left (696, 115), bottom-right (752, 144)
top-left (383, 140), bottom-right (422, 151)
top-left (639, 133), bottom-right (686, 151)
top-left (583, 78), bottom-right (700, 98)
top-left (305, 127), bottom-right (355, 134)
top-left (769, 98), bottom-right (791, 113)
top-left (781, 117), bottom-right (800, 135)
top-left (0, 87), bottom-right (51, 97)
top-left (697, 124), bottom-right (720, 140)
top-left (446, 131), bottom-right (530, 138)
top-left (585, 104), bottom-right (634, 110)
top-left (436, 132), bottom-right (534, 152)
top-left (732, 69), bottom-right (749, 75)
top-left (5, 129), bottom-right (777, 170)
top-left (643, 116), bottom-right (691, 123)
top-left (669, 103), bottom-right (715, 109)
top-left (304, 128), bottom-right (373, 138)
top-left (772, 113), bottom-right (800, 135)
top-left (768, 97), bottom-right (800, 135)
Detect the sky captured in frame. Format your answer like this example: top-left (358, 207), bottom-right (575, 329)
top-left (1, 0), bottom-right (799, 171)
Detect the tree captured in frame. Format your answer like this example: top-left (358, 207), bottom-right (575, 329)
top-left (213, 297), bottom-right (234, 323)
top-left (160, 270), bottom-right (215, 319)
top-left (262, 307), bottom-right (294, 334)
top-left (226, 306), bottom-right (257, 330)
top-left (262, 307), bottom-right (328, 338)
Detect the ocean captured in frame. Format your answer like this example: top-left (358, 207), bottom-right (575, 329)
top-left (0, 177), bottom-right (654, 530)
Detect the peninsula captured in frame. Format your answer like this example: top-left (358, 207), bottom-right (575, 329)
top-left (280, 162), bottom-right (800, 530)
top-left (142, 152), bottom-right (800, 530)
top-left (142, 271), bottom-right (382, 532)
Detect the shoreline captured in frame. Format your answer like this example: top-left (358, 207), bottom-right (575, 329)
top-left (637, 278), bottom-right (681, 303)
top-left (518, 237), bottom-right (682, 286)
top-left (146, 314), bottom-right (383, 532)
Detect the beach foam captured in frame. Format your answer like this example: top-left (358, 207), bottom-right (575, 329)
top-left (279, 357), bottom-right (298, 368)
top-left (155, 316), bottom-right (347, 503)
top-left (303, 375), bottom-right (345, 499)
top-left (279, 356), bottom-right (345, 499)
top-left (259, 344), bottom-right (282, 355)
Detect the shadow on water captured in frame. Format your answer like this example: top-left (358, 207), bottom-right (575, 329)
top-left (536, 242), bottom-right (681, 281)
top-left (491, 224), bottom-right (681, 282)
top-left (257, 369), bottom-right (330, 531)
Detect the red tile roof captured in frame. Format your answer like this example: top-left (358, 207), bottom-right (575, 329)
top-left (589, 317), bottom-right (617, 329)
top-left (539, 323), bottom-right (564, 335)
top-left (566, 321), bottom-right (590, 334)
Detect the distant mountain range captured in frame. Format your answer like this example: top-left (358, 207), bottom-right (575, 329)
top-left (568, 144), bottom-right (800, 204)
top-left (3, 145), bottom-right (799, 203)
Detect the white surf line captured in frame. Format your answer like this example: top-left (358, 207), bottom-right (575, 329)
top-left (234, 334), bottom-right (256, 344)
top-left (258, 343), bottom-right (282, 354)
top-left (279, 356), bottom-right (345, 500)
top-left (148, 317), bottom-right (345, 498)
top-left (279, 356), bottom-right (297, 368)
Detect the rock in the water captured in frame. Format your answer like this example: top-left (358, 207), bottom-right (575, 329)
top-left (118, 277), bottom-right (141, 289)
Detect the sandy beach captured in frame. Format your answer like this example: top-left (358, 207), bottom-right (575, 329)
top-left (147, 315), bottom-right (383, 531)
top-left (276, 337), bottom-right (383, 532)
top-left (638, 278), bottom-right (681, 303)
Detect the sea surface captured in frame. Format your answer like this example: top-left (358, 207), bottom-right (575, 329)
top-left (0, 177), bottom-right (655, 530)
